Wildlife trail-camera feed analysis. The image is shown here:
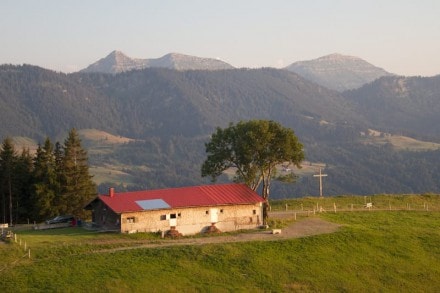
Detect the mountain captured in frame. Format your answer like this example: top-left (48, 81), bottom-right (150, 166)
top-left (2, 64), bottom-right (440, 197)
top-left (80, 51), bottom-right (235, 74)
top-left (344, 75), bottom-right (440, 139)
top-left (284, 53), bottom-right (393, 92)
top-left (0, 64), bottom-right (118, 139)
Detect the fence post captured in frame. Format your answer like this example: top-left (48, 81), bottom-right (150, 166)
top-left (28, 249), bottom-right (31, 259)
top-left (285, 204), bottom-right (288, 211)
top-left (294, 212), bottom-right (297, 220)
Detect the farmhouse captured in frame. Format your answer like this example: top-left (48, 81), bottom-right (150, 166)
top-left (85, 183), bottom-right (265, 235)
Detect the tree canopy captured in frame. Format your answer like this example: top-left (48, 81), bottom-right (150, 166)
top-left (201, 120), bottom-right (304, 223)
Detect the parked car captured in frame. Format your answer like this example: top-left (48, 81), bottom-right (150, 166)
top-left (45, 215), bottom-right (74, 225)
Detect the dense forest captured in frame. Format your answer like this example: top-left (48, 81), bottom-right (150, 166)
top-left (0, 129), bottom-right (96, 225)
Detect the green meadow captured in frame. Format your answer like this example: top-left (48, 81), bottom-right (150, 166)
top-left (1, 195), bottom-right (440, 292)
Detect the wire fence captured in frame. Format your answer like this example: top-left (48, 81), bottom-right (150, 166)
top-left (270, 194), bottom-right (440, 214)
top-left (0, 232), bottom-right (31, 272)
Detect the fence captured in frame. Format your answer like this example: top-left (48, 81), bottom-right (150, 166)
top-left (270, 194), bottom-right (440, 214)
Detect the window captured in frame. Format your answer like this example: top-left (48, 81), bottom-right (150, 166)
top-left (127, 217), bottom-right (136, 223)
top-left (253, 210), bottom-right (257, 215)
top-left (170, 213), bottom-right (177, 219)
top-left (220, 209), bottom-right (224, 213)
top-left (160, 215), bottom-right (166, 221)
top-left (205, 210), bottom-right (209, 215)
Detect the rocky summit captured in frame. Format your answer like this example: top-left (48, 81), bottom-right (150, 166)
top-left (80, 51), bottom-right (235, 74)
top-left (284, 53), bottom-right (394, 91)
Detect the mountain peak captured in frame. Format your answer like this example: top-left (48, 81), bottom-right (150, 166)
top-left (317, 53), bottom-right (359, 61)
top-left (108, 50), bottom-right (129, 59)
top-left (285, 54), bottom-right (393, 91)
top-left (80, 51), bottom-right (234, 74)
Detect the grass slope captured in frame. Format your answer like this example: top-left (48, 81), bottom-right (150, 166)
top-left (1, 200), bottom-right (440, 291)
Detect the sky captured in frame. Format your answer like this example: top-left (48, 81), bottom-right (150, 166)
top-left (1, 0), bottom-right (439, 76)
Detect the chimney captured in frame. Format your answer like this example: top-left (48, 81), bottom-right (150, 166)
top-left (109, 187), bottom-right (115, 198)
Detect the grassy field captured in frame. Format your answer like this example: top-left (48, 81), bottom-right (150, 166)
top-left (1, 196), bottom-right (440, 292)
top-left (361, 129), bottom-right (440, 151)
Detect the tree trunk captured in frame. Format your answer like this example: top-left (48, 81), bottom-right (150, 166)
top-left (261, 172), bottom-right (271, 226)
top-left (263, 201), bottom-right (269, 225)
top-left (8, 175), bottom-right (12, 226)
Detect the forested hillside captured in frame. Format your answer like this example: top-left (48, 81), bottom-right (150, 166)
top-left (0, 65), bottom-right (118, 139)
top-left (1, 64), bottom-right (440, 197)
top-left (343, 75), bottom-right (440, 139)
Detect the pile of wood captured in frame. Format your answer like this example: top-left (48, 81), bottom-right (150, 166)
top-left (165, 226), bottom-right (182, 238)
top-left (205, 223), bottom-right (221, 234)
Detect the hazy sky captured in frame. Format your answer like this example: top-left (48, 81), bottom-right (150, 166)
top-left (1, 0), bottom-right (439, 76)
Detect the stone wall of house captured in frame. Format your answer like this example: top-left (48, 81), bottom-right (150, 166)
top-left (120, 203), bottom-right (263, 235)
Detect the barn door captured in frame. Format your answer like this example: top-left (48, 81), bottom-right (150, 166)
top-left (169, 213), bottom-right (177, 227)
top-left (210, 208), bottom-right (218, 223)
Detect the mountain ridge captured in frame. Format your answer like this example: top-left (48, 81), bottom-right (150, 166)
top-left (344, 74), bottom-right (440, 139)
top-left (285, 53), bottom-right (394, 91)
top-left (80, 51), bottom-right (235, 73)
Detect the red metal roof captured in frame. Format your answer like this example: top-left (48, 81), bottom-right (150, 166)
top-left (97, 183), bottom-right (265, 214)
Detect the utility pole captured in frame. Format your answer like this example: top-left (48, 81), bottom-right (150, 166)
top-left (313, 168), bottom-right (328, 197)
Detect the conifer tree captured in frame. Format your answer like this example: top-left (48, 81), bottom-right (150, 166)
top-left (0, 138), bottom-right (18, 225)
top-left (32, 138), bottom-right (59, 220)
top-left (53, 141), bottom-right (64, 213)
top-left (61, 129), bottom-right (96, 218)
top-left (15, 148), bottom-right (34, 223)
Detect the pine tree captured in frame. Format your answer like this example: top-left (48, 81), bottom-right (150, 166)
top-left (53, 141), bottom-right (64, 214)
top-left (61, 129), bottom-right (96, 218)
top-left (32, 138), bottom-right (59, 221)
top-left (15, 148), bottom-right (34, 223)
top-left (0, 138), bottom-right (18, 225)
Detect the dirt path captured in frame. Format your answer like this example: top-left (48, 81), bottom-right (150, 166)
top-left (96, 216), bottom-right (341, 253)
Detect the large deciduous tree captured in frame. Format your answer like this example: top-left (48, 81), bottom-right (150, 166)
top-left (201, 120), bottom-right (304, 224)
